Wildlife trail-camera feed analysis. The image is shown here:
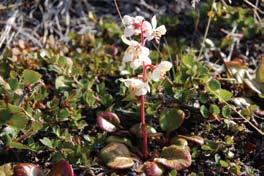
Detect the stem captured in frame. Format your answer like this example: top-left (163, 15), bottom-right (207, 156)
top-left (140, 22), bottom-right (148, 159)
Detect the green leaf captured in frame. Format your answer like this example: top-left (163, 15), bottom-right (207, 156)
top-left (200, 105), bottom-right (209, 118)
top-left (8, 78), bottom-right (18, 90)
top-left (209, 104), bottom-right (220, 116)
top-left (40, 137), bottom-right (53, 148)
top-left (57, 109), bottom-right (69, 121)
top-left (22, 69), bottom-right (41, 84)
top-left (0, 108), bottom-right (28, 129)
top-left (222, 105), bottom-right (232, 118)
top-left (8, 114), bottom-right (28, 129)
top-left (199, 93), bottom-right (208, 104)
top-left (106, 136), bottom-right (133, 148)
top-left (256, 58), bottom-right (264, 83)
top-left (182, 54), bottom-right (195, 67)
top-left (216, 89), bottom-right (233, 102)
top-left (55, 76), bottom-right (68, 89)
top-left (159, 109), bottom-right (185, 132)
top-left (208, 80), bottom-right (221, 91)
top-left (201, 140), bottom-right (219, 152)
top-left (168, 170), bottom-right (177, 176)
top-left (219, 160), bottom-right (229, 168)
top-left (9, 141), bottom-right (30, 150)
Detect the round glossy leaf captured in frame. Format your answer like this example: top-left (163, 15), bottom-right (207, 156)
top-left (48, 160), bottom-right (74, 176)
top-left (106, 136), bottom-right (132, 147)
top-left (159, 109), bottom-right (185, 132)
top-left (97, 112), bottom-right (120, 132)
top-left (143, 162), bottom-right (163, 176)
top-left (216, 89), bottom-right (233, 102)
top-left (209, 104), bottom-right (220, 116)
top-left (170, 137), bottom-right (188, 148)
top-left (107, 157), bottom-right (134, 169)
top-left (208, 80), bottom-right (221, 91)
top-left (129, 123), bottom-right (157, 137)
top-left (154, 145), bottom-right (191, 171)
top-left (99, 143), bottom-right (134, 169)
top-left (14, 163), bottom-right (42, 176)
top-left (177, 135), bottom-right (204, 145)
top-left (0, 163), bottom-right (13, 176)
top-left (200, 105), bottom-right (209, 118)
top-left (222, 105), bottom-right (232, 118)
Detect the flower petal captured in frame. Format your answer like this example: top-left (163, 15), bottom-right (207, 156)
top-left (151, 15), bottom-right (157, 29)
top-left (124, 26), bottom-right (135, 37)
top-left (121, 35), bottom-right (132, 45)
top-left (140, 55), bottom-right (152, 65)
top-left (155, 25), bottom-right (167, 36)
top-left (151, 68), bottom-right (161, 82)
top-left (141, 46), bottom-right (150, 56)
top-left (151, 61), bottom-right (172, 82)
top-left (130, 59), bottom-right (142, 70)
top-left (123, 15), bottom-right (133, 25)
top-left (159, 61), bottom-right (172, 71)
top-left (134, 16), bottom-right (144, 23)
top-left (142, 21), bottom-right (152, 32)
top-left (123, 52), bottom-right (133, 63)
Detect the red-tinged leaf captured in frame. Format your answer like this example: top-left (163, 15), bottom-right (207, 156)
top-left (97, 112), bottom-right (120, 132)
top-left (99, 142), bottom-right (134, 169)
top-left (14, 163), bottom-right (42, 176)
top-left (143, 162), bottom-right (164, 176)
top-left (129, 123), bottom-right (157, 137)
top-left (104, 45), bottom-right (118, 56)
top-left (154, 145), bottom-right (192, 171)
top-left (177, 135), bottom-right (204, 145)
top-left (48, 160), bottom-right (74, 176)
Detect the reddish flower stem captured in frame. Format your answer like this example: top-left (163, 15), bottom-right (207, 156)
top-left (140, 21), bottom-right (148, 159)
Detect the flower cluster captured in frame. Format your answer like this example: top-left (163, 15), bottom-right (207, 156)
top-left (120, 15), bottom-right (172, 96)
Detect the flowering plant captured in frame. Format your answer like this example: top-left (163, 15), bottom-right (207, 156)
top-left (120, 15), bottom-right (172, 158)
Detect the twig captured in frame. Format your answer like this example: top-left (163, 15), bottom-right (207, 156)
top-left (114, 0), bottom-right (125, 27)
top-left (212, 91), bottom-right (264, 135)
top-left (243, 0), bottom-right (264, 14)
top-left (139, 0), bottom-right (157, 12)
top-left (226, 23), bottom-right (238, 62)
top-left (198, 0), bottom-right (215, 60)
top-left (0, 10), bottom-right (18, 49)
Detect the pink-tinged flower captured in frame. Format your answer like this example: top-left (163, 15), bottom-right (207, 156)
top-left (123, 15), bottom-right (144, 37)
top-left (142, 16), bottom-right (166, 43)
top-left (121, 35), bottom-right (151, 69)
top-left (120, 78), bottom-right (150, 96)
top-left (151, 61), bottom-right (172, 82)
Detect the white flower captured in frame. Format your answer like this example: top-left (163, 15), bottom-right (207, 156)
top-left (151, 61), bottom-right (172, 82)
top-left (120, 78), bottom-right (150, 96)
top-left (121, 35), bottom-right (151, 69)
top-left (142, 16), bottom-right (166, 42)
top-left (123, 15), bottom-right (144, 37)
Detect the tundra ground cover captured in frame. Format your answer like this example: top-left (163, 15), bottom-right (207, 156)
top-left (0, 0), bottom-right (264, 175)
